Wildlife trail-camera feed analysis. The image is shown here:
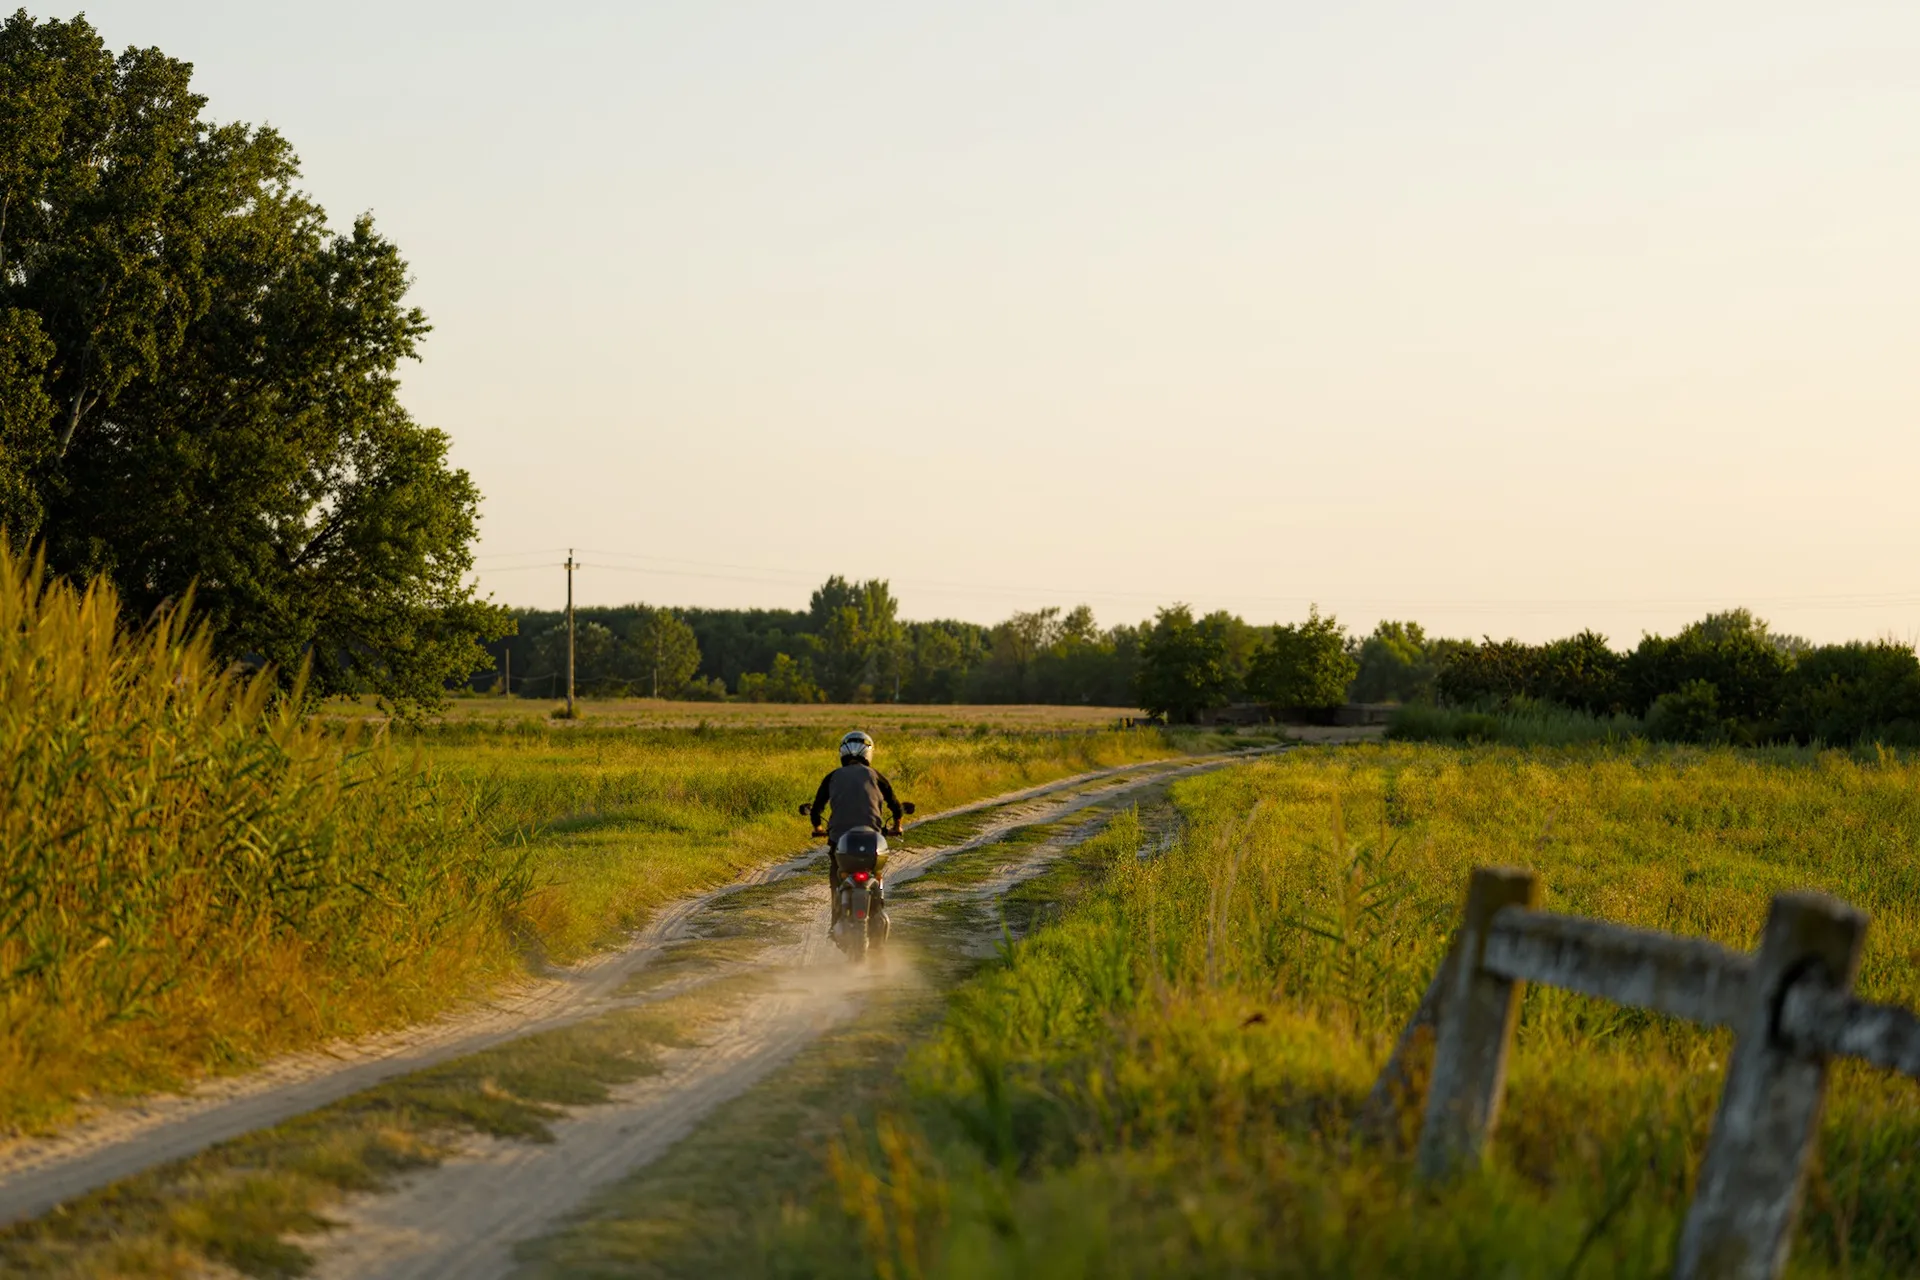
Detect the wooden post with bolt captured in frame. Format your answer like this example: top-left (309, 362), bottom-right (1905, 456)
top-left (1415, 865), bottom-right (1540, 1179)
top-left (1674, 892), bottom-right (1867, 1280)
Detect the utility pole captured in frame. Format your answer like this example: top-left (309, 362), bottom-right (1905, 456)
top-left (503, 646), bottom-right (511, 696)
top-left (565, 550), bottom-right (576, 716)
top-left (652, 622), bottom-right (661, 699)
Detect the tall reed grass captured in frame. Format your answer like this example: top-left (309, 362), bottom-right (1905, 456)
top-left (0, 547), bottom-right (529, 1131)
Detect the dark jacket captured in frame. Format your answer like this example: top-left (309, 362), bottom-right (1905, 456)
top-left (812, 761), bottom-right (903, 840)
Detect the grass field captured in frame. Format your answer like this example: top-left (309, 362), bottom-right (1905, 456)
top-left (752, 743), bottom-right (1920, 1277)
top-left (410, 721), bottom-right (1189, 967)
top-left (2, 551), bottom-right (1193, 1138)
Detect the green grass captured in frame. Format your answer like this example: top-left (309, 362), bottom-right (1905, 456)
top-left (411, 722), bottom-right (1189, 966)
top-left (763, 743), bottom-right (1920, 1278)
top-left (1388, 696), bottom-right (1647, 746)
top-left (508, 807), bottom-right (1159, 1280)
top-left (0, 770), bottom-right (1175, 1278)
top-left (3, 542), bottom-right (1194, 1136)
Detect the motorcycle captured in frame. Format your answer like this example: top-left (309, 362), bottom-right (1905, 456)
top-left (799, 800), bottom-right (914, 962)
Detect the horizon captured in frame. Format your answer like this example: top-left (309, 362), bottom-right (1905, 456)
top-left (70, 1), bottom-right (1920, 645)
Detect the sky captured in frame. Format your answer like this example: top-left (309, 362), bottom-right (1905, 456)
top-left (75, 1), bottom-right (1920, 644)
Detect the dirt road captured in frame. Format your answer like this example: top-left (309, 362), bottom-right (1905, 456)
top-left (300, 753), bottom-right (1235, 1278)
top-left (0, 750), bottom-right (1275, 1242)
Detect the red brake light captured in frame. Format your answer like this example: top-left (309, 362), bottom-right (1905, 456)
top-left (853, 871), bottom-right (869, 882)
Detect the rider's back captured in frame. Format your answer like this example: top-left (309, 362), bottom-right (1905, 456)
top-left (819, 760), bottom-right (892, 839)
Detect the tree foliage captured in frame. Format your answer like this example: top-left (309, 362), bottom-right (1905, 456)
top-left (737, 653), bottom-right (825, 703)
top-left (1245, 606), bottom-right (1357, 711)
top-left (625, 607), bottom-right (701, 697)
top-left (1429, 609), bottom-right (1920, 746)
top-left (0, 12), bottom-right (506, 714)
top-left (1134, 605), bottom-right (1232, 723)
top-left (809, 575), bottom-right (901, 701)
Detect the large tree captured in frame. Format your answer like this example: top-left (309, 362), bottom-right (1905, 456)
top-left (0, 12), bottom-right (506, 714)
top-left (1246, 606), bottom-right (1356, 712)
top-left (1134, 604), bottom-right (1232, 723)
top-left (808, 575), bottom-right (900, 701)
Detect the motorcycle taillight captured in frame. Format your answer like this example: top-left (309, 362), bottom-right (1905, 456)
top-left (853, 871), bottom-right (869, 882)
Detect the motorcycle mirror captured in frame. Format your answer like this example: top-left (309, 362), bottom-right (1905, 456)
top-left (902, 802), bottom-right (916, 815)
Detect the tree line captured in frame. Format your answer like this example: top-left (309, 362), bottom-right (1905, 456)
top-left (481, 576), bottom-right (1362, 720)
top-left (485, 586), bottom-right (1920, 746)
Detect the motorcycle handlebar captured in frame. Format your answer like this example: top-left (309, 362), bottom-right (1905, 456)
top-left (797, 800), bottom-right (916, 823)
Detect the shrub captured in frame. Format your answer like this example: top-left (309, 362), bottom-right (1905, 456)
top-left (680, 675), bottom-right (729, 702)
top-left (1623, 610), bottom-right (1791, 725)
top-left (1777, 641), bottom-right (1920, 745)
top-left (1645, 679), bottom-right (1733, 744)
top-left (1534, 630), bottom-right (1626, 714)
top-left (1435, 637), bottom-right (1543, 706)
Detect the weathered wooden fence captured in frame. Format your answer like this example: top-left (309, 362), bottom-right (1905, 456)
top-left (1364, 866), bottom-right (1920, 1280)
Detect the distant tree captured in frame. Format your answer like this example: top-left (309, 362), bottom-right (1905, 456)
top-left (1134, 605), bottom-right (1232, 723)
top-left (1646, 679), bottom-right (1733, 744)
top-left (903, 623), bottom-right (983, 703)
top-left (623, 608), bottom-right (701, 697)
top-left (532, 621), bottom-right (617, 692)
top-left (738, 652), bottom-right (825, 703)
top-left (1436, 638), bottom-right (1545, 707)
top-left (809, 576), bottom-right (900, 701)
top-left (1777, 642), bottom-right (1920, 744)
top-left (1246, 606), bottom-right (1356, 711)
top-left (1624, 610), bottom-right (1792, 727)
top-left (1034, 605), bottom-right (1121, 704)
top-left (679, 606), bottom-right (811, 687)
top-left (1201, 610), bottom-right (1261, 696)
top-left (1349, 620), bottom-right (1437, 704)
top-left (0, 13), bottom-right (507, 714)
top-left (1534, 630), bottom-right (1626, 715)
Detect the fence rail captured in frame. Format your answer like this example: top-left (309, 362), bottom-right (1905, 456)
top-left (1368, 866), bottom-right (1920, 1280)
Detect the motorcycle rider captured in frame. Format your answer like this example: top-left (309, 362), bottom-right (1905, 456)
top-left (810, 731), bottom-right (904, 928)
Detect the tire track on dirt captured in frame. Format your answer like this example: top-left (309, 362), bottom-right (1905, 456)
top-left (0, 748), bottom-right (1276, 1228)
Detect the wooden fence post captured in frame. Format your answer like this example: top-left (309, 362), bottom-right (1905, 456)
top-left (1674, 892), bottom-right (1867, 1280)
top-left (1415, 865), bottom-right (1539, 1179)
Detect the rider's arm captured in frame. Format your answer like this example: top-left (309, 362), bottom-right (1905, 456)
top-left (810, 772), bottom-right (834, 832)
top-left (876, 772), bottom-right (904, 827)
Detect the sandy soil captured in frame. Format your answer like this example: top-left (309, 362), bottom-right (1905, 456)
top-left (0, 751), bottom-right (1273, 1229)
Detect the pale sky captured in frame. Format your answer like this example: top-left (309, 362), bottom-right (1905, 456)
top-left (77, 2), bottom-right (1920, 644)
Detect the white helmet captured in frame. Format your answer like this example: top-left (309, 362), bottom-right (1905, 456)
top-left (839, 730), bottom-right (874, 762)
